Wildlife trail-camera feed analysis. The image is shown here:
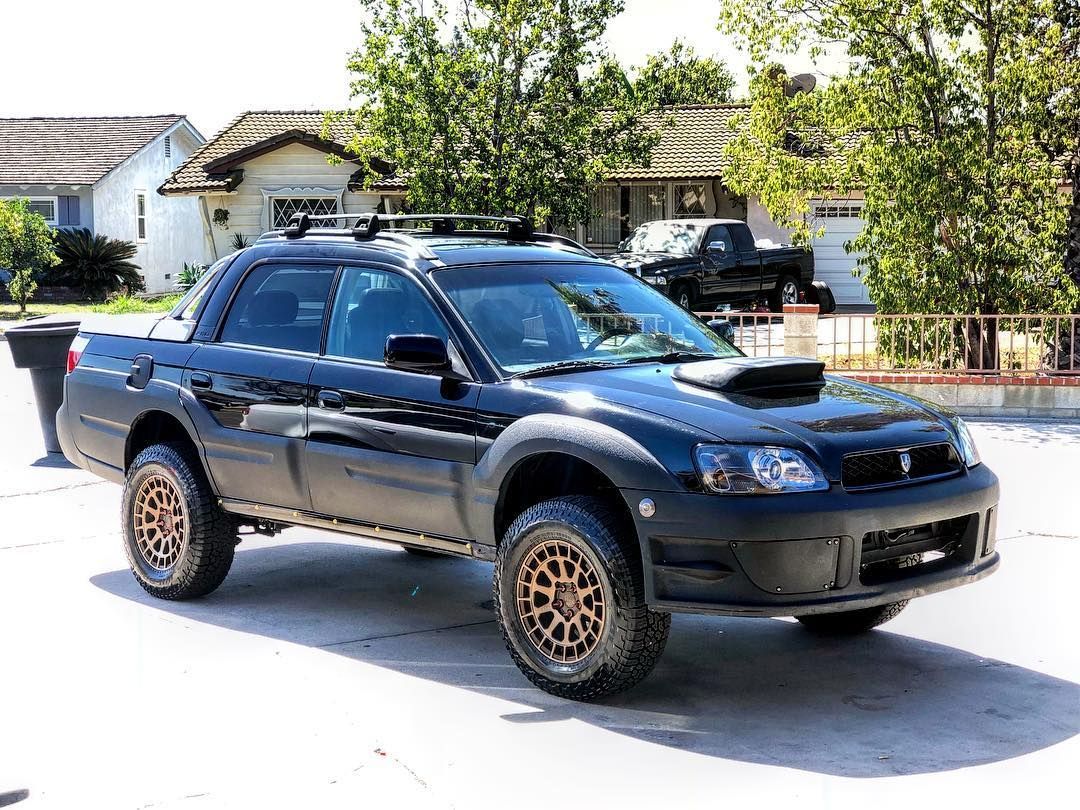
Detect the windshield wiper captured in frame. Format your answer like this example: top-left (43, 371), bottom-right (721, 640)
top-left (623, 351), bottom-right (718, 365)
top-left (511, 360), bottom-right (620, 380)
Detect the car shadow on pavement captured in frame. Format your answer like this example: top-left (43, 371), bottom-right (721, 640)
top-left (91, 539), bottom-right (1080, 779)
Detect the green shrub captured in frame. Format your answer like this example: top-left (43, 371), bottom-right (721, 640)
top-left (51, 228), bottom-right (144, 299)
top-left (0, 198), bottom-right (58, 312)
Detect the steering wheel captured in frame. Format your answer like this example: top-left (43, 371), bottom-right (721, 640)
top-left (585, 326), bottom-right (637, 352)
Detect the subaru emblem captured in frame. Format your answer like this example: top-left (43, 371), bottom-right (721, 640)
top-left (899, 451), bottom-right (912, 474)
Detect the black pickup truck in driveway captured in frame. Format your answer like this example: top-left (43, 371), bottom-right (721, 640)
top-left (609, 219), bottom-right (815, 311)
top-left (57, 213), bottom-right (998, 702)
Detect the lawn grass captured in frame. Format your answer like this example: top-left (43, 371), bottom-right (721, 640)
top-left (0, 294), bottom-right (183, 326)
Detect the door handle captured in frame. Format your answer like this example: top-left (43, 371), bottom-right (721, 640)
top-left (317, 390), bottom-right (345, 411)
top-left (190, 371), bottom-right (212, 390)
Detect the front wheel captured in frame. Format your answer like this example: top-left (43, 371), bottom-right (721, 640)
top-left (122, 443), bottom-right (237, 600)
top-left (670, 282), bottom-right (696, 311)
top-left (494, 496), bottom-right (671, 701)
top-left (769, 275), bottom-right (800, 312)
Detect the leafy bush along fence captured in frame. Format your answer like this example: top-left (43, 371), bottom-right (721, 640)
top-left (700, 312), bottom-right (1080, 376)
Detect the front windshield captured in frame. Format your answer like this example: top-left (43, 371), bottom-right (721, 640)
top-left (433, 262), bottom-right (740, 376)
top-left (621, 222), bottom-right (704, 255)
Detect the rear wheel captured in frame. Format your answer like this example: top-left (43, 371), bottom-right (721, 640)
top-left (122, 443), bottom-right (236, 600)
top-left (769, 275), bottom-right (800, 312)
top-left (494, 496), bottom-right (670, 701)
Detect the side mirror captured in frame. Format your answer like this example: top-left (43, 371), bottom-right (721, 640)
top-left (707, 318), bottom-right (735, 343)
top-left (706, 240), bottom-right (728, 254)
top-left (384, 334), bottom-right (452, 374)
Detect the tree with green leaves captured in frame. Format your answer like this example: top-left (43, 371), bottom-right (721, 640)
top-left (593, 40), bottom-right (736, 107)
top-left (720, 1), bottom-right (1079, 369)
top-left (0, 198), bottom-right (58, 313)
top-left (332, 0), bottom-right (660, 230)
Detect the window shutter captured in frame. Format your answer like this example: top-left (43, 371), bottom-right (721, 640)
top-left (58, 196), bottom-right (80, 226)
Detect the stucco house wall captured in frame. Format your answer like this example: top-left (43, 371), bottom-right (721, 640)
top-left (94, 124), bottom-right (205, 293)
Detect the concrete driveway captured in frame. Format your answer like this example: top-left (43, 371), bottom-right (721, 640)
top-left (0, 343), bottom-right (1077, 809)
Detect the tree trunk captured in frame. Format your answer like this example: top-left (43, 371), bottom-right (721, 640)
top-left (962, 316), bottom-right (999, 372)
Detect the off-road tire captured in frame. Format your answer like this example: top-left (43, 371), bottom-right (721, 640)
top-left (769, 274), bottom-right (800, 312)
top-left (795, 553), bottom-right (921, 635)
top-left (494, 496), bottom-right (671, 701)
top-left (670, 282), bottom-right (696, 312)
top-left (122, 443), bottom-right (236, 600)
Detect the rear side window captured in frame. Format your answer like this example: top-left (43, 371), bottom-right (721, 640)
top-left (218, 263), bottom-right (337, 353)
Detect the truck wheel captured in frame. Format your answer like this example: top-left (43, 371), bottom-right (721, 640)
top-left (122, 443), bottom-right (236, 600)
top-left (769, 275), bottom-right (800, 311)
top-left (494, 496), bottom-right (671, 701)
top-left (670, 282), bottom-right (696, 311)
top-left (795, 553), bottom-right (920, 635)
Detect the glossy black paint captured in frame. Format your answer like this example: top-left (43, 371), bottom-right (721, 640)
top-left (57, 229), bottom-right (998, 617)
top-left (307, 358), bottom-right (480, 538)
top-left (609, 219), bottom-right (814, 308)
top-left (183, 343), bottom-right (314, 511)
top-left (384, 334), bottom-right (452, 373)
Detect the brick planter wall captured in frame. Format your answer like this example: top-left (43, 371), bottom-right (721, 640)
top-left (844, 373), bottom-right (1080, 419)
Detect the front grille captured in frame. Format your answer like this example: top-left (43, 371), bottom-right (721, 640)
top-left (842, 442), bottom-right (961, 490)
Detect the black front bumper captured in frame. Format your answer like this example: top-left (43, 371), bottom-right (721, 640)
top-left (623, 463), bottom-right (1000, 617)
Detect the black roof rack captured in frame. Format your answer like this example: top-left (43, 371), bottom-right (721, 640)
top-left (286, 212), bottom-right (533, 239)
top-left (280, 212), bottom-right (593, 256)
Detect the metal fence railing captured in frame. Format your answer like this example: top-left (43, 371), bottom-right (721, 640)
top-left (697, 312), bottom-right (1080, 376)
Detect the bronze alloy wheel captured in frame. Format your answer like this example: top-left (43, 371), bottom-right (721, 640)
top-left (131, 473), bottom-right (188, 572)
top-left (515, 538), bottom-right (606, 664)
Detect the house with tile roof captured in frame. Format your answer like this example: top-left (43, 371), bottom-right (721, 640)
top-left (578, 105), bottom-right (870, 305)
top-left (162, 106), bottom-right (870, 304)
top-left (0, 115), bottom-right (206, 294)
top-left (159, 111), bottom-right (405, 263)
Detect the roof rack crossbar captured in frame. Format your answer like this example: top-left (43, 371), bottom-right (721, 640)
top-left (281, 211), bottom-right (591, 255)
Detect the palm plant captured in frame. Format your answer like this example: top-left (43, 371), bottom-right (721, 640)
top-left (229, 232), bottom-right (250, 252)
top-left (52, 228), bottom-right (144, 299)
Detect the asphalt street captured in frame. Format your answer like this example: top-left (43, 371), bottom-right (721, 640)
top-left (0, 343), bottom-right (1077, 809)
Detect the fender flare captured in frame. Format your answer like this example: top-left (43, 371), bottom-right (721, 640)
top-left (124, 381), bottom-right (221, 494)
top-left (469, 414), bottom-right (681, 546)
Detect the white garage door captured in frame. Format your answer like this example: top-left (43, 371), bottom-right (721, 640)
top-left (809, 201), bottom-right (870, 305)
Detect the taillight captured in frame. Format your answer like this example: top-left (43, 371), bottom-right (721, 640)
top-left (66, 334), bottom-right (90, 374)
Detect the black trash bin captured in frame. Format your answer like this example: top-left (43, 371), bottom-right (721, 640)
top-left (5, 316), bottom-right (82, 454)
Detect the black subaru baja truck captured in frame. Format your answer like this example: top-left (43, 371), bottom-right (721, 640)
top-left (57, 213), bottom-right (999, 701)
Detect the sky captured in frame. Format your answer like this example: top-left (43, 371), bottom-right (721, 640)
top-left (1, 0), bottom-right (831, 139)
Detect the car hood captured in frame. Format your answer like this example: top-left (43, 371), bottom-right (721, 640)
top-left (528, 362), bottom-right (957, 481)
top-left (607, 252), bottom-right (693, 274)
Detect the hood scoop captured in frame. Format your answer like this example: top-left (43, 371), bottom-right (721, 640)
top-left (673, 356), bottom-right (826, 396)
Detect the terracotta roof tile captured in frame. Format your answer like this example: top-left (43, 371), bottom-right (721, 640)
top-left (159, 111), bottom-right (398, 195)
top-left (0, 115), bottom-right (184, 185)
top-left (609, 105), bottom-right (748, 180)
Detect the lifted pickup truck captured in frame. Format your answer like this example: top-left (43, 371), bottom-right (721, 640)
top-left (57, 213), bottom-right (998, 701)
top-left (609, 218), bottom-right (815, 311)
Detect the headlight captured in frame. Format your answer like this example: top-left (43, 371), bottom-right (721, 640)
top-left (954, 418), bottom-right (981, 467)
top-left (694, 444), bottom-right (829, 494)
top-left (643, 274), bottom-right (666, 285)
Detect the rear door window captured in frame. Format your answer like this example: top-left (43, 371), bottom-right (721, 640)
top-left (218, 263), bottom-right (338, 353)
